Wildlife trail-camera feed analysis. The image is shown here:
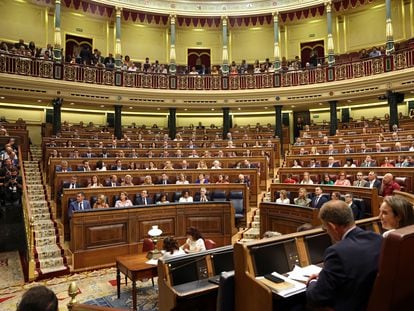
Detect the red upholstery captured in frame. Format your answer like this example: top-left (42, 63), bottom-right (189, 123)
top-left (205, 239), bottom-right (217, 250)
top-left (142, 238), bottom-right (155, 252)
top-left (367, 224), bottom-right (414, 311)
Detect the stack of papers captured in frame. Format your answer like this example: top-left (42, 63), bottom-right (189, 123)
top-left (257, 272), bottom-right (306, 298)
top-left (287, 265), bottom-right (322, 282)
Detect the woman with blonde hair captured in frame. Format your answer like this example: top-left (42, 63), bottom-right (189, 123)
top-left (294, 188), bottom-right (311, 207)
top-left (93, 194), bottom-right (109, 208)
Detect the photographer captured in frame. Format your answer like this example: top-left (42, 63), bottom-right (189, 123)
top-left (4, 166), bottom-right (22, 204)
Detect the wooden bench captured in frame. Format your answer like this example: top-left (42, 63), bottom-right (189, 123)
top-left (268, 183), bottom-right (380, 217)
top-left (70, 201), bottom-right (235, 271)
top-left (278, 167), bottom-right (414, 194)
top-left (158, 245), bottom-right (234, 311)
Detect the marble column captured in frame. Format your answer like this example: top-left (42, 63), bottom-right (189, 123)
top-left (115, 7), bottom-right (122, 69)
top-left (273, 12), bottom-right (281, 70)
top-left (52, 98), bottom-right (62, 135)
top-left (326, 1), bottom-right (335, 66)
top-left (53, 0), bottom-right (62, 62)
top-left (169, 15), bottom-right (177, 74)
top-left (168, 108), bottom-right (176, 139)
top-left (385, 0), bottom-right (395, 55)
top-left (221, 16), bottom-right (229, 75)
top-left (222, 108), bottom-right (231, 139)
top-left (274, 105), bottom-right (283, 155)
top-left (114, 105), bottom-right (122, 140)
top-left (329, 100), bottom-right (338, 136)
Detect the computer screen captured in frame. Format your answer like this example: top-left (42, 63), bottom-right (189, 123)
top-left (210, 248), bottom-right (234, 275)
top-left (304, 233), bottom-right (332, 264)
top-left (251, 239), bottom-right (295, 276)
top-left (168, 255), bottom-right (208, 286)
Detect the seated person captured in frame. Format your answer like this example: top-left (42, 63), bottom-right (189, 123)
top-left (344, 193), bottom-right (361, 220)
top-left (181, 227), bottom-right (206, 253)
top-left (292, 159), bottom-right (302, 168)
top-left (294, 187), bottom-right (311, 207)
top-left (283, 174), bottom-right (297, 184)
top-left (334, 171), bottom-right (351, 186)
top-left (136, 189), bottom-right (153, 205)
top-left (343, 157), bottom-right (356, 168)
top-left (300, 172), bottom-right (314, 184)
top-left (179, 190), bottom-right (193, 203)
top-left (379, 195), bottom-right (414, 237)
top-left (195, 173), bottom-right (209, 184)
top-left (121, 174), bottom-right (134, 186)
top-left (87, 175), bottom-right (103, 188)
top-left (93, 194), bottom-right (109, 209)
top-left (162, 236), bottom-right (185, 260)
top-left (276, 189), bottom-right (290, 204)
top-left (176, 173), bottom-right (189, 184)
top-left (156, 193), bottom-right (170, 204)
top-left (198, 187), bottom-right (209, 202)
top-left (331, 191), bottom-right (341, 200)
top-left (142, 175), bottom-right (154, 186)
top-left (321, 173), bottom-right (334, 185)
top-left (69, 192), bottom-right (91, 218)
top-left (115, 191), bottom-right (133, 208)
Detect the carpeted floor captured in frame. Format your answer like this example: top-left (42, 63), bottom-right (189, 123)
top-left (0, 267), bottom-right (158, 310)
top-left (0, 251), bottom-right (25, 289)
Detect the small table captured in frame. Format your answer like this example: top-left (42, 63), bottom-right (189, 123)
top-left (116, 253), bottom-right (158, 311)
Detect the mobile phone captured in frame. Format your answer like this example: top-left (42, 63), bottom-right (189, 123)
top-left (264, 273), bottom-right (284, 283)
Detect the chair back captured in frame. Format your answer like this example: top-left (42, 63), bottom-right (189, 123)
top-left (204, 238), bottom-right (217, 250)
top-left (142, 238), bottom-right (155, 252)
top-left (367, 224), bottom-right (414, 311)
top-left (216, 271), bottom-right (235, 311)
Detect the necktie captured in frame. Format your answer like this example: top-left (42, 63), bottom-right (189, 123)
top-left (357, 181), bottom-right (361, 187)
top-left (144, 198), bottom-right (147, 205)
top-left (112, 183), bottom-right (115, 187)
top-left (315, 197), bottom-right (319, 207)
top-left (79, 202), bottom-right (83, 210)
top-left (71, 183), bottom-right (75, 189)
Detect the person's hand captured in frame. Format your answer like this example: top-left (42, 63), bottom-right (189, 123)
top-left (306, 273), bottom-right (319, 286)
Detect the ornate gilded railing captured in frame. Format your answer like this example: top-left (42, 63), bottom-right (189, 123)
top-left (0, 48), bottom-right (413, 90)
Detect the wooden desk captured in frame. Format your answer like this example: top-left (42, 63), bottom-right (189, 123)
top-left (116, 253), bottom-right (158, 311)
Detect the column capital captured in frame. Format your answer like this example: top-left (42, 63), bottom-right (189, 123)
top-left (325, 1), bottom-right (332, 12)
top-left (55, 0), bottom-right (61, 5)
top-left (272, 11), bottom-right (279, 20)
top-left (115, 6), bottom-right (122, 16)
top-left (221, 16), bottom-right (228, 25)
top-left (169, 14), bottom-right (176, 24)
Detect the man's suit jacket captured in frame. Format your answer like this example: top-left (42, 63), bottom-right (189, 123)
top-left (62, 182), bottom-right (80, 190)
top-left (326, 162), bottom-right (340, 168)
top-left (361, 161), bottom-right (377, 167)
top-left (69, 199), bottom-right (91, 218)
top-left (135, 196), bottom-right (153, 206)
top-left (307, 227), bottom-right (382, 311)
top-left (311, 195), bottom-right (328, 209)
top-left (158, 180), bottom-right (171, 185)
top-left (105, 181), bottom-right (121, 187)
top-left (364, 179), bottom-right (381, 191)
top-left (353, 180), bottom-right (368, 187)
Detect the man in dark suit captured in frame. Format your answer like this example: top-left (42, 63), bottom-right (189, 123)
top-left (135, 190), bottom-right (153, 206)
top-left (68, 192), bottom-right (91, 218)
top-left (78, 160), bottom-right (91, 172)
top-left (306, 200), bottom-right (382, 310)
top-left (158, 173), bottom-right (171, 185)
top-left (311, 186), bottom-right (328, 209)
top-left (364, 171), bottom-right (381, 191)
top-left (83, 147), bottom-right (95, 158)
top-left (308, 158), bottom-right (321, 168)
top-left (105, 174), bottom-right (121, 187)
top-left (62, 176), bottom-right (80, 190)
top-left (326, 156), bottom-right (340, 168)
top-left (344, 192), bottom-right (361, 220)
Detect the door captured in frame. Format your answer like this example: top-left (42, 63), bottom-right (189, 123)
top-left (300, 40), bottom-right (325, 67)
top-left (187, 49), bottom-right (211, 72)
top-left (65, 34), bottom-right (93, 63)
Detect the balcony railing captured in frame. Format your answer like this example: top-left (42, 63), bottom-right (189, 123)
top-left (0, 48), bottom-right (413, 91)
